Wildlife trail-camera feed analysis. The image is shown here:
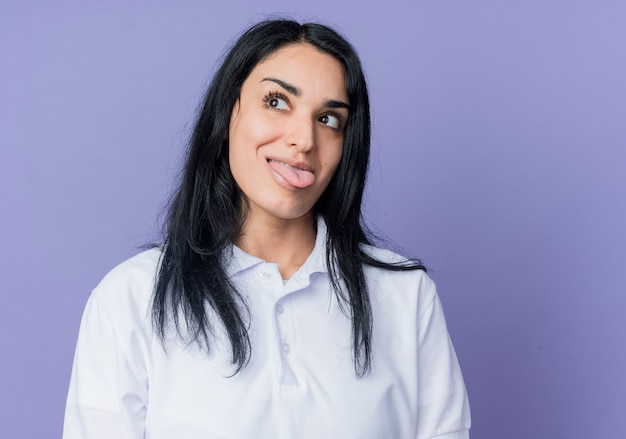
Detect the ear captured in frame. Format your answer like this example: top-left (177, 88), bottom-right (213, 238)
top-left (224, 99), bottom-right (240, 141)
top-left (230, 99), bottom-right (241, 125)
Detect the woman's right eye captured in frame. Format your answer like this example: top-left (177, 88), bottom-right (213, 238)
top-left (263, 92), bottom-right (289, 110)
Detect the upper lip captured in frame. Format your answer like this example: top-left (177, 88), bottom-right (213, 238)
top-left (266, 156), bottom-right (315, 173)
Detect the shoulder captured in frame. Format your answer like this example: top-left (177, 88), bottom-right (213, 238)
top-left (360, 243), bottom-right (437, 304)
top-left (90, 247), bottom-right (163, 314)
top-left (71, 249), bottom-right (160, 386)
top-left (359, 242), bottom-right (411, 265)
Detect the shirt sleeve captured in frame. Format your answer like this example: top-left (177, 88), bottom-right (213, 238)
top-left (415, 277), bottom-right (471, 439)
top-left (63, 294), bottom-right (148, 439)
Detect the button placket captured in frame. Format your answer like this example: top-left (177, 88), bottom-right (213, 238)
top-left (272, 275), bottom-right (314, 390)
top-left (281, 342), bottom-right (291, 354)
top-left (275, 302), bottom-right (289, 353)
top-left (274, 298), bottom-right (298, 385)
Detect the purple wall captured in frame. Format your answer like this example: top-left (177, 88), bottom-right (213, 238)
top-left (2, 1), bottom-right (625, 437)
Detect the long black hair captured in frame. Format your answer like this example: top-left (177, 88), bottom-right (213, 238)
top-left (153, 19), bottom-right (425, 377)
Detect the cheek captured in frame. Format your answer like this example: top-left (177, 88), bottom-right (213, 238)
top-left (326, 142), bottom-right (344, 172)
top-left (228, 112), bottom-right (284, 187)
top-left (230, 109), bottom-right (282, 150)
top-left (318, 149), bottom-right (343, 189)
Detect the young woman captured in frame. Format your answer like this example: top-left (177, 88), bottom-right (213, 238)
top-left (63, 19), bottom-right (470, 439)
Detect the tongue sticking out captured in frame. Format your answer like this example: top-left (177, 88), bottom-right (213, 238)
top-left (268, 160), bottom-right (315, 189)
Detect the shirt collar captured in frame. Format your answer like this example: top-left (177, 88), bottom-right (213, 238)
top-left (224, 215), bottom-right (329, 278)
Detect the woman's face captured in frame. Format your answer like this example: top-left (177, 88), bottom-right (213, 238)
top-left (228, 43), bottom-right (349, 224)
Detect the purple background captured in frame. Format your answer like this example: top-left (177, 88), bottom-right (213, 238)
top-left (2, 1), bottom-right (625, 438)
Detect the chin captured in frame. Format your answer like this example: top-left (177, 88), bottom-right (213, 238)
top-left (276, 208), bottom-right (314, 221)
top-left (265, 202), bottom-right (316, 222)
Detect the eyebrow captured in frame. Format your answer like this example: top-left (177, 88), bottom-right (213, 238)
top-left (261, 77), bottom-right (350, 111)
top-left (262, 77), bottom-right (300, 96)
top-left (324, 99), bottom-right (350, 111)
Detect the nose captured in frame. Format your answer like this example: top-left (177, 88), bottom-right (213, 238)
top-left (286, 115), bottom-right (315, 152)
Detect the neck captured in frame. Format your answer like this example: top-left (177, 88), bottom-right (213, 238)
top-left (235, 211), bottom-right (317, 280)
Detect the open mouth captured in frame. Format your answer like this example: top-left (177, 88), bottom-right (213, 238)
top-left (268, 159), bottom-right (310, 172)
top-left (267, 158), bottom-right (315, 189)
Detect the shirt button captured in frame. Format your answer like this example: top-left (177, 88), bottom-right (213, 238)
top-left (276, 304), bottom-right (284, 314)
top-left (281, 343), bottom-right (291, 353)
top-left (259, 271), bottom-right (271, 280)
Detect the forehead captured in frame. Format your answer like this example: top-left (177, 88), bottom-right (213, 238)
top-left (245, 43), bottom-right (348, 100)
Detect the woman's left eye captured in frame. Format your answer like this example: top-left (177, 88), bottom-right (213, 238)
top-left (319, 114), bottom-right (341, 129)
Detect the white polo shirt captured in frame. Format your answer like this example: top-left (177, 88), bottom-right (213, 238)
top-left (63, 219), bottom-right (470, 438)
